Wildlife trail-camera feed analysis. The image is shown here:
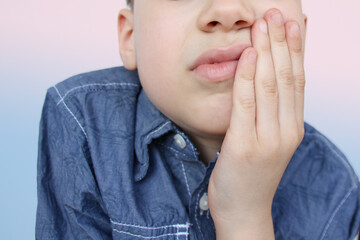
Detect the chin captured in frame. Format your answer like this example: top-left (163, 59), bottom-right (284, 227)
top-left (188, 113), bottom-right (231, 139)
top-left (195, 104), bottom-right (232, 137)
top-left (202, 121), bottom-right (229, 137)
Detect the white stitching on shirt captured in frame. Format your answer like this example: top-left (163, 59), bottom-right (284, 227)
top-left (154, 142), bottom-right (192, 202)
top-left (56, 82), bottom-right (139, 105)
top-left (54, 86), bottom-right (88, 139)
top-left (145, 121), bottom-right (171, 142)
top-left (156, 143), bottom-right (188, 159)
top-left (110, 220), bottom-right (190, 230)
top-left (113, 229), bottom-right (189, 239)
top-left (176, 225), bottom-right (179, 240)
top-left (319, 184), bottom-right (358, 240)
top-left (180, 160), bottom-right (192, 198)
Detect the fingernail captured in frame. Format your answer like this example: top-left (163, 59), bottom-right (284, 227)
top-left (289, 22), bottom-right (299, 37)
top-left (270, 12), bottom-right (283, 26)
top-left (248, 50), bottom-right (257, 63)
top-left (259, 20), bottom-right (268, 34)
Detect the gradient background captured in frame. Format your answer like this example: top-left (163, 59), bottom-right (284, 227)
top-left (1, 1), bottom-right (359, 238)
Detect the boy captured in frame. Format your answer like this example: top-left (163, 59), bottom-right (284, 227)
top-left (36, 0), bottom-right (360, 239)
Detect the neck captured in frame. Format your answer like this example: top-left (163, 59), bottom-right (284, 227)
top-left (188, 134), bottom-right (224, 166)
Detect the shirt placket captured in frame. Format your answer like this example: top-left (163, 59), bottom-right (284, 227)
top-left (189, 160), bottom-right (217, 240)
top-left (168, 130), bottom-right (218, 240)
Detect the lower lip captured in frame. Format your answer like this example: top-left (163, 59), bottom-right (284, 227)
top-left (192, 60), bottom-right (239, 82)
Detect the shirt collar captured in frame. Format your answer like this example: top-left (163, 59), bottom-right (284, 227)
top-left (134, 89), bottom-right (174, 182)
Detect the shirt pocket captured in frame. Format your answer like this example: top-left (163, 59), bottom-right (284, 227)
top-left (111, 220), bottom-right (191, 240)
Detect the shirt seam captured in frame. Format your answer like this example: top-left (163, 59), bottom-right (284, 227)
top-left (52, 82), bottom-right (140, 141)
top-left (56, 82), bottom-right (140, 105)
top-left (154, 142), bottom-right (192, 197)
top-left (144, 121), bottom-right (172, 143)
top-left (180, 160), bottom-right (192, 198)
top-left (53, 85), bottom-right (88, 140)
top-left (48, 93), bottom-right (110, 219)
top-left (111, 221), bottom-right (191, 239)
top-left (320, 183), bottom-right (359, 239)
top-left (110, 220), bottom-right (191, 230)
top-left (112, 229), bottom-right (189, 239)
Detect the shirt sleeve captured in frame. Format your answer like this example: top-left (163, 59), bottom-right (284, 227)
top-left (320, 182), bottom-right (360, 240)
top-left (35, 91), bottom-right (112, 240)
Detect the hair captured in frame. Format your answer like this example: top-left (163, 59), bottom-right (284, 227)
top-left (126, 0), bottom-right (134, 9)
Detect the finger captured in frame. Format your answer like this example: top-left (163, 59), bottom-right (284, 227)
top-left (229, 47), bottom-right (258, 145)
top-left (264, 9), bottom-right (297, 132)
top-left (285, 21), bottom-right (305, 134)
top-left (251, 18), bottom-right (279, 142)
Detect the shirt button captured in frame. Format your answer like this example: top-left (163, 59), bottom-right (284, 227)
top-left (174, 134), bottom-right (186, 149)
top-left (199, 193), bottom-right (209, 211)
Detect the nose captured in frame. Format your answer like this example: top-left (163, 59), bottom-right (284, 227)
top-left (197, 0), bottom-right (255, 33)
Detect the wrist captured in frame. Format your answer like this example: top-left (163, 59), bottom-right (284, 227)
top-left (213, 214), bottom-right (275, 240)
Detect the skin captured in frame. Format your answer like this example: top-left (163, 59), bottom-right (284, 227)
top-left (118, 0), bottom-right (307, 238)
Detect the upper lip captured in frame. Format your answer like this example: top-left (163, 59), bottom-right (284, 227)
top-left (190, 43), bottom-right (251, 70)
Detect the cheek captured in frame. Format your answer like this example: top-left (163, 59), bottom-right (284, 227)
top-left (133, 25), bottom-right (186, 115)
top-left (134, 6), bottom-right (187, 66)
top-left (134, 22), bottom-right (186, 84)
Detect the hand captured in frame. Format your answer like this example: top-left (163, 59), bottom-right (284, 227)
top-left (208, 8), bottom-right (305, 239)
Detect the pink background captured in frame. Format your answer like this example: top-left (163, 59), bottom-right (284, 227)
top-left (1, 1), bottom-right (359, 238)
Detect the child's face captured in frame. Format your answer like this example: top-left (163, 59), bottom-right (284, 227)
top-left (119, 0), bottom-right (307, 143)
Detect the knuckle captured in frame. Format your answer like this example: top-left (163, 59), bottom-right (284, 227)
top-left (261, 78), bottom-right (278, 97)
top-left (259, 43), bottom-right (271, 52)
top-left (278, 68), bottom-right (294, 86)
top-left (241, 72), bottom-right (254, 82)
top-left (295, 73), bottom-right (306, 92)
top-left (291, 45), bottom-right (303, 55)
top-left (237, 95), bottom-right (256, 110)
top-left (273, 33), bottom-right (287, 45)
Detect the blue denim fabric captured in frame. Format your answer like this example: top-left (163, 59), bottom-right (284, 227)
top-left (36, 67), bottom-right (360, 239)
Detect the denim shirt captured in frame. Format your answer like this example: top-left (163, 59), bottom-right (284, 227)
top-left (36, 67), bottom-right (360, 239)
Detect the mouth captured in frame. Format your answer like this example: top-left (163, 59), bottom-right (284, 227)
top-left (191, 43), bottom-right (251, 83)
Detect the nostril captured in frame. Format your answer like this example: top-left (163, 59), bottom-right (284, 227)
top-left (209, 21), bottom-right (218, 27)
top-left (235, 20), bottom-right (247, 26)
